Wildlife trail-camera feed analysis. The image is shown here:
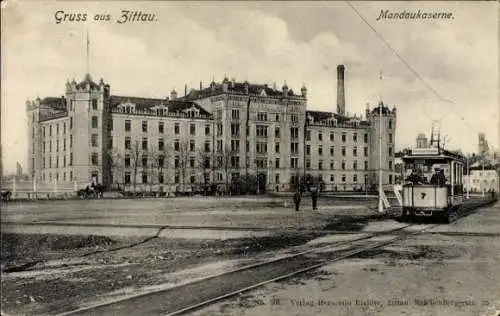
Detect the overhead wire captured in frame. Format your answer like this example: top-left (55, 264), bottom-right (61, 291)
top-left (345, 1), bottom-right (480, 131)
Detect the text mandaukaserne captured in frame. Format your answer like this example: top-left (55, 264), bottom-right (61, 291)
top-left (376, 9), bottom-right (454, 21)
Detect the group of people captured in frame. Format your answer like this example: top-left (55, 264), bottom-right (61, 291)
top-left (406, 168), bottom-right (447, 186)
top-left (292, 186), bottom-right (319, 212)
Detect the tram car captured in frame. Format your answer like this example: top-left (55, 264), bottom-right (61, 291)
top-left (400, 147), bottom-right (465, 223)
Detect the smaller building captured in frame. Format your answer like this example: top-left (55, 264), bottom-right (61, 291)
top-left (464, 167), bottom-right (499, 193)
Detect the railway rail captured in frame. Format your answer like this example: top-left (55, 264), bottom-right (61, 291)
top-left (55, 223), bottom-right (437, 316)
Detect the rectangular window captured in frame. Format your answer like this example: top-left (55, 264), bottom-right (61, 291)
top-left (174, 123), bottom-right (180, 134)
top-left (389, 147), bottom-right (393, 156)
top-left (92, 99), bottom-right (98, 110)
top-left (364, 133), bottom-right (368, 143)
top-left (56, 140), bottom-right (59, 152)
top-left (142, 172), bottom-right (148, 184)
top-left (63, 156), bottom-right (66, 167)
top-left (353, 147), bottom-right (357, 157)
top-left (364, 147), bottom-right (368, 157)
top-left (291, 115), bottom-right (298, 123)
top-left (159, 122), bottom-right (164, 134)
top-left (318, 160), bottom-right (323, 170)
top-left (275, 173), bottom-right (280, 183)
top-left (125, 137), bottom-right (131, 150)
top-left (91, 153), bottom-right (98, 166)
top-left (275, 127), bottom-right (280, 138)
top-left (159, 173), bottom-right (164, 184)
top-left (69, 153), bottom-right (73, 166)
top-left (389, 134), bottom-right (393, 143)
top-left (306, 145), bottom-right (311, 156)
top-left (275, 143), bottom-right (280, 153)
top-left (342, 160), bottom-right (346, 170)
top-left (175, 156), bottom-right (180, 168)
top-left (275, 114), bottom-right (280, 122)
top-left (205, 141), bottom-right (211, 153)
top-left (63, 123), bottom-right (66, 134)
top-left (109, 138), bottom-right (113, 149)
top-left (306, 130), bottom-right (311, 141)
top-left (290, 128), bottom-right (299, 139)
top-left (318, 132), bottom-right (323, 141)
top-left (306, 158), bottom-right (311, 169)
top-left (108, 119), bottom-right (113, 131)
top-left (142, 155), bottom-right (148, 167)
top-left (231, 140), bottom-right (240, 152)
top-left (232, 109), bottom-right (240, 121)
top-left (142, 138), bottom-right (148, 150)
top-left (125, 120), bottom-right (131, 132)
top-left (158, 155), bottom-right (165, 168)
top-left (388, 120), bottom-right (393, 129)
top-left (364, 161), bottom-right (368, 170)
top-left (330, 161), bottom-right (335, 170)
top-left (231, 124), bottom-right (240, 137)
top-left (49, 140), bottom-right (52, 152)
top-left (57, 124), bottom-right (60, 134)
top-left (389, 161), bottom-right (393, 170)
top-left (291, 142), bottom-right (299, 155)
top-left (330, 174), bottom-right (334, 182)
top-left (353, 161), bottom-right (358, 170)
top-left (275, 158), bottom-right (280, 169)
top-left (56, 157), bottom-right (59, 168)
top-left (256, 125), bottom-right (267, 138)
top-left (190, 158), bottom-right (195, 168)
top-left (140, 121), bottom-right (147, 133)
top-left (190, 124), bottom-right (196, 135)
top-left (342, 175), bottom-right (346, 182)
top-left (217, 140), bottom-right (223, 152)
top-left (330, 146), bottom-right (334, 156)
top-left (43, 127), bottom-right (46, 138)
top-left (158, 138), bottom-right (164, 151)
top-left (190, 140), bottom-right (196, 151)
top-left (318, 146), bottom-right (323, 156)
top-left (205, 124), bottom-right (210, 135)
top-left (353, 133), bottom-right (357, 142)
top-left (231, 156), bottom-right (240, 168)
top-left (330, 132), bottom-right (334, 142)
top-left (91, 134), bottom-right (98, 147)
top-left (257, 112), bottom-right (267, 121)
top-left (49, 125), bottom-right (52, 136)
top-left (256, 142), bottom-right (267, 154)
top-left (342, 146), bottom-right (346, 156)
top-left (92, 116), bottom-right (98, 128)
top-left (291, 157), bottom-right (299, 169)
top-left (353, 174), bottom-right (358, 182)
top-left (342, 133), bottom-right (346, 142)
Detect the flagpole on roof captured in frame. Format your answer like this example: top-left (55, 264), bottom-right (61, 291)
top-left (86, 30), bottom-right (90, 75)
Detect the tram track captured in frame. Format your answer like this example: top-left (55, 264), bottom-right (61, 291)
top-left (55, 223), bottom-right (440, 316)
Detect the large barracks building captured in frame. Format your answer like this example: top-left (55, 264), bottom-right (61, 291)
top-left (26, 65), bottom-right (397, 192)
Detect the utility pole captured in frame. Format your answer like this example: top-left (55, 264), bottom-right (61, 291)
top-left (466, 155), bottom-right (470, 199)
top-left (378, 71), bottom-right (384, 213)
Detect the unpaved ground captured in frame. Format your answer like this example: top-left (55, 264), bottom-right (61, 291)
top-left (0, 231), bottom-right (326, 315)
top-left (190, 203), bottom-right (500, 316)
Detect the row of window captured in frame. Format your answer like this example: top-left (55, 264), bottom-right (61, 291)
top-left (42, 154), bottom-right (73, 169)
top-left (120, 120), bottom-right (211, 135)
top-left (42, 119), bottom-right (72, 138)
top-left (41, 171), bottom-right (73, 182)
top-left (120, 137), bottom-right (210, 152)
top-left (42, 136), bottom-right (73, 153)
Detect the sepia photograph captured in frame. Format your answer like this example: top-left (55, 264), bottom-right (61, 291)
top-left (1, 1), bottom-right (499, 315)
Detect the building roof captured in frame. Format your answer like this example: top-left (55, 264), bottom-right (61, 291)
top-left (181, 80), bottom-right (303, 101)
top-left (75, 74), bottom-right (101, 90)
top-left (370, 102), bottom-right (394, 115)
top-left (306, 111), bottom-right (352, 124)
top-left (40, 97), bottom-right (65, 108)
top-left (109, 95), bottom-right (211, 116)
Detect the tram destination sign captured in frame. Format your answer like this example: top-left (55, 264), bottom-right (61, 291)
top-left (411, 148), bottom-right (439, 155)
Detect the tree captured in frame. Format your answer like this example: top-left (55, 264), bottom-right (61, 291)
top-left (129, 141), bottom-right (141, 192)
top-left (215, 145), bottom-right (233, 194)
top-left (104, 148), bottom-right (124, 190)
top-left (174, 141), bottom-right (190, 193)
top-left (149, 143), bottom-right (171, 193)
top-left (198, 148), bottom-right (213, 195)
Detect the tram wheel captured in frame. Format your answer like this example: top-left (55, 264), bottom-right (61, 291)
top-left (446, 209), bottom-right (458, 224)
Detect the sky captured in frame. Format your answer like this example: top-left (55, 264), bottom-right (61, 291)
top-left (1, 1), bottom-right (499, 174)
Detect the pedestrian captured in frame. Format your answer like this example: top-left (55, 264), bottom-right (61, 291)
top-left (293, 190), bottom-right (301, 212)
top-left (310, 186), bottom-right (318, 210)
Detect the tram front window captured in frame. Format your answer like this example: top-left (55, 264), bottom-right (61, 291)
top-left (404, 160), bottom-right (448, 185)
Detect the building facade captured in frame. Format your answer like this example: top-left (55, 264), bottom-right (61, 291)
top-left (464, 168), bottom-right (499, 193)
top-left (27, 66), bottom-right (397, 192)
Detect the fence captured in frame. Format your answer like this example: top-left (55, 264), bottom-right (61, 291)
top-left (1, 179), bottom-right (92, 200)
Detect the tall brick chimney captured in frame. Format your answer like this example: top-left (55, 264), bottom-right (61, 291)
top-left (337, 64), bottom-right (345, 115)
